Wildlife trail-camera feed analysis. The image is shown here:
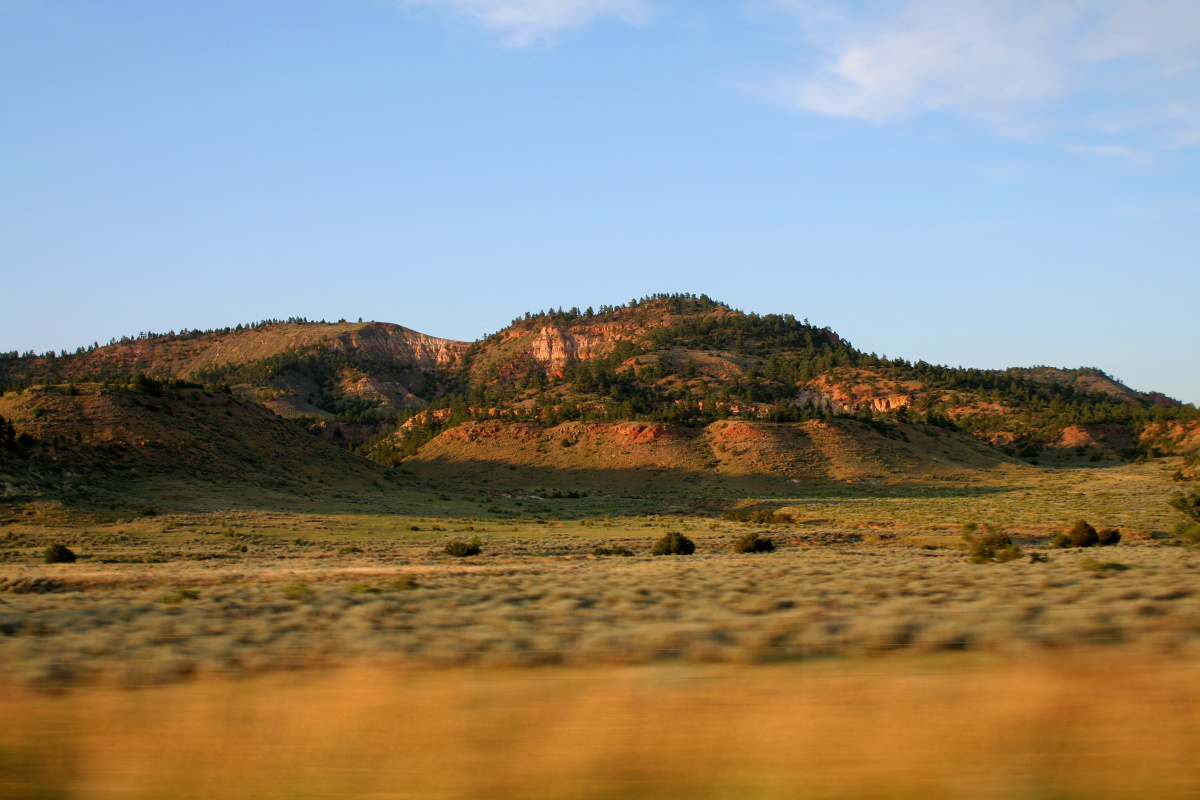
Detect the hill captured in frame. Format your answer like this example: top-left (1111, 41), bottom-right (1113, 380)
top-left (0, 378), bottom-right (429, 516)
top-left (403, 417), bottom-right (1016, 492)
top-left (359, 294), bottom-right (1197, 468)
top-left (2, 294), bottom-right (1196, 500)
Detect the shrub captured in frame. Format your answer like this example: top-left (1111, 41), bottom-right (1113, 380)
top-left (733, 531), bottom-right (776, 553)
top-left (1097, 528), bottom-right (1122, 546)
top-left (993, 544), bottom-right (1022, 563)
top-left (43, 544), bottom-right (76, 564)
top-left (592, 545), bottom-right (633, 557)
top-left (160, 588), bottom-right (198, 604)
top-left (1170, 491), bottom-right (1200, 523)
top-left (281, 583), bottom-right (313, 600)
top-left (1051, 532), bottom-right (1072, 549)
top-left (1079, 559), bottom-right (1131, 573)
top-left (348, 583), bottom-right (380, 595)
top-left (1174, 521), bottom-right (1200, 543)
top-left (338, 545), bottom-right (362, 554)
top-left (445, 536), bottom-right (482, 557)
top-left (1069, 520), bottom-right (1099, 548)
top-left (962, 523), bottom-right (1020, 563)
top-left (652, 531), bottom-right (695, 556)
top-left (389, 575), bottom-right (419, 590)
top-left (140, 506), bottom-right (156, 516)
top-left (748, 509), bottom-right (792, 525)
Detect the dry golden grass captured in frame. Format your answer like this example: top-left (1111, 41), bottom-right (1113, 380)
top-left (1, 460), bottom-right (1198, 798)
top-left (1, 460), bottom-right (1194, 689)
top-left (4, 523), bottom-right (1200, 688)
top-left (4, 655), bottom-right (1200, 799)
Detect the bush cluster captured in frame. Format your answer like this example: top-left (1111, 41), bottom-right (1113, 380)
top-left (444, 536), bottom-right (482, 557)
top-left (1051, 520), bottom-right (1120, 549)
top-left (732, 531), bottom-right (776, 553)
top-left (652, 531), bottom-right (695, 556)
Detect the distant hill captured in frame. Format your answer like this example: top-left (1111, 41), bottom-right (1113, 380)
top-left (2, 294), bottom-right (1196, 501)
top-left (1008, 367), bottom-right (1180, 408)
top-left (0, 379), bottom-right (420, 513)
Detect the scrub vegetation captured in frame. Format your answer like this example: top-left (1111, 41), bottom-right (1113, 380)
top-left (1, 458), bottom-right (1196, 690)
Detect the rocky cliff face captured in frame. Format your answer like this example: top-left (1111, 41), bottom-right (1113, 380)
top-left (526, 323), bottom-right (638, 376)
top-left (484, 306), bottom-right (719, 378)
top-left (471, 317), bottom-right (665, 380)
top-left (805, 373), bottom-right (918, 415)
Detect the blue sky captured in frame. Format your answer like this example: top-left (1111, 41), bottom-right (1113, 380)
top-left (2, 0), bottom-right (1198, 402)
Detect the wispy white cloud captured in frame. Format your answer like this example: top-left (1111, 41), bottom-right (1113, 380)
top-left (1090, 101), bottom-right (1200, 149)
top-left (397, 0), bottom-right (650, 47)
top-left (1068, 144), bottom-right (1153, 164)
top-left (761, 1), bottom-right (1200, 147)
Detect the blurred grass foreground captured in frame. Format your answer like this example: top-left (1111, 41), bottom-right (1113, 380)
top-left (4, 653), bottom-right (1200, 800)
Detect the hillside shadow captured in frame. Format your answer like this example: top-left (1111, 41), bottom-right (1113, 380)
top-left (402, 456), bottom-right (1028, 500)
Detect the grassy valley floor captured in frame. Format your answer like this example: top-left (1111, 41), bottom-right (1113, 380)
top-left (1, 458), bottom-right (1198, 798)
